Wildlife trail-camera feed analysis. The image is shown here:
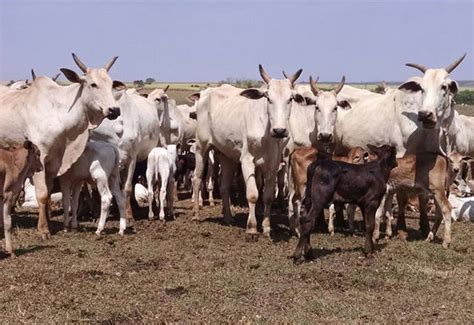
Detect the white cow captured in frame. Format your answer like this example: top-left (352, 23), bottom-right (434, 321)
top-left (0, 53), bottom-right (123, 239)
top-left (334, 54), bottom-right (467, 158)
top-left (146, 145), bottom-right (177, 221)
top-left (192, 65), bottom-right (306, 238)
top-left (91, 88), bottom-right (164, 221)
top-left (59, 141), bottom-right (126, 235)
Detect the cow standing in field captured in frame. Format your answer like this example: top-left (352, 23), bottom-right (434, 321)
top-left (59, 141), bottom-right (126, 236)
top-left (0, 141), bottom-right (42, 255)
top-left (292, 145), bottom-right (398, 263)
top-left (0, 53), bottom-right (123, 239)
top-left (192, 66), bottom-right (307, 238)
top-left (146, 145), bottom-right (177, 221)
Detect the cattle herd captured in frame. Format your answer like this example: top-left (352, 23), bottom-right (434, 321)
top-left (0, 52), bottom-right (473, 265)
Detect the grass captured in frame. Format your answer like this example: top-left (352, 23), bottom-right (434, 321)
top-left (0, 197), bottom-right (473, 323)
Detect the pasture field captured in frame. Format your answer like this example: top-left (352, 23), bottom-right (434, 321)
top-left (0, 194), bottom-right (473, 323)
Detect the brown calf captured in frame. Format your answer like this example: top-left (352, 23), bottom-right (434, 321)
top-left (0, 141), bottom-right (42, 255)
top-left (373, 153), bottom-right (453, 248)
top-left (288, 146), bottom-right (370, 235)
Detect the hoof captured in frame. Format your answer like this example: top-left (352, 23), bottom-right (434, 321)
top-left (330, 231), bottom-right (335, 237)
top-left (222, 217), bottom-right (233, 225)
top-left (95, 230), bottom-right (102, 237)
top-left (442, 241), bottom-right (450, 249)
top-left (191, 215), bottom-right (202, 222)
top-left (209, 201), bottom-right (215, 207)
top-left (118, 230), bottom-right (125, 236)
top-left (425, 232), bottom-right (434, 242)
top-left (40, 232), bottom-right (51, 240)
top-left (148, 216), bottom-right (155, 221)
top-left (397, 230), bottom-right (408, 241)
top-left (245, 232), bottom-right (259, 242)
top-left (292, 255), bottom-right (305, 265)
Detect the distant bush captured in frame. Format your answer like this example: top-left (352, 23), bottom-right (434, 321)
top-left (223, 78), bottom-right (263, 89)
top-left (145, 78), bottom-right (155, 85)
top-left (455, 90), bottom-right (474, 105)
top-left (133, 80), bottom-right (144, 87)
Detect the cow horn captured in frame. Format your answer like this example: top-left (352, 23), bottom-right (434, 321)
top-left (259, 64), bottom-right (271, 84)
top-left (334, 75), bottom-right (345, 94)
top-left (31, 69), bottom-right (36, 81)
top-left (164, 85), bottom-right (170, 93)
top-left (72, 53), bottom-right (88, 73)
top-left (103, 56), bottom-right (119, 72)
top-left (309, 75), bottom-right (319, 95)
top-left (405, 62), bottom-right (428, 73)
top-left (288, 68), bottom-right (303, 86)
top-left (445, 53), bottom-right (466, 74)
top-left (52, 73), bottom-right (61, 81)
top-left (282, 70), bottom-right (289, 79)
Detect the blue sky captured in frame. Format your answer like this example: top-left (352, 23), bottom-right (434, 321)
top-left (0, 0), bottom-right (473, 82)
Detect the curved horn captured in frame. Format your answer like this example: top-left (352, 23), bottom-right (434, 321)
top-left (52, 73), bottom-right (61, 81)
top-left (31, 69), bottom-right (36, 81)
top-left (282, 70), bottom-right (289, 79)
top-left (333, 75), bottom-right (345, 94)
top-left (103, 56), bottom-right (119, 72)
top-left (445, 53), bottom-right (466, 74)
top-left (405, 62), bottom-right (428, 73)
top-left (72, 53), bottom-right (88, 73)
top-left (309, 75), bottom-right (319, 96)
top-left (164, 85), bottom-right (170, 93)
top-left (258, 64), bottom-right (271, 84)
top-left (288, 68), bottom-right (303, 85)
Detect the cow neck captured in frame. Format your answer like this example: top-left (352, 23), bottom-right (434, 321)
top-left (57, 83), bottom-right (89, 134)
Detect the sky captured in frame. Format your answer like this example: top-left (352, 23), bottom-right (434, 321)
top-left (0, 0), bottom-right (473, 83)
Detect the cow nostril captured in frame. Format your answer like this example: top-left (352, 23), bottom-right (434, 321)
top-left (272, 128), bottom-right (287, 137)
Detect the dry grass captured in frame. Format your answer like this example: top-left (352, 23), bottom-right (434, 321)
top-left (0, 195), bottom-right (473, 323)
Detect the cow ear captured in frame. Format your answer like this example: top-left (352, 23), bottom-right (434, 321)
top-left (303, 96), bottom-right (316, 105)
top-left (293, 93), bottom-right (306, 104)
top-left (60, 68), bottom-right (84, 84)
top-left (338, 100), bottom-right (351, 110)
top-left (398, 81), bottom-right (422, 93)
top-left (23, 140), bottom-right (33, 150)
top-left (140, 93), bottom-right (148, 98)
top-left (188, 92), bottom-right (200, 102)
top-left (461, 156), bottom-right (473, 162)
top-left (448, 80), bottom-right (459, 95)
top-left (240, 88), bottom-right (267, 100)
top-left (113, 80), bottom-right (127, 91)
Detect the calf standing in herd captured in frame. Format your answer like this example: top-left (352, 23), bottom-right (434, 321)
top-left (146, 145), bottom-right (177, 221)
top-left (293, 145), bottom-right (398, 264)
top-left (59, 141), bottom-right (126, 236)
top-left (0, 141), bottom-right (42, 255)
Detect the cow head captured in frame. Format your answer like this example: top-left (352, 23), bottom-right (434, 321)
top-left (399, 53), bottom-right (466, 129)
top-left (60, 53), bottom-right (125, 126)
top-left (303, 76), bottom-right (350, 143)
top-left (449, 152), bottom-right (472, 180)
top-left (367, 144), bottom-right (398, 169)
top-left (240, 65), bottom-right (303, 139)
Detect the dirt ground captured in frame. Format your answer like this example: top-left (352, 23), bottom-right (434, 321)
top-left (0, 192), bottom-right (473, 323)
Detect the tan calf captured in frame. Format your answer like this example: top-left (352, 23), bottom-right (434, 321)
top-left (0, 141), bottom-right (42, 255)
top-left (373, 154), bottom-right (452, 248)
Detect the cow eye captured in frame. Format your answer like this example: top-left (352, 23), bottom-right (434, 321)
top-left (315, 106), bottom-right (320, 111)
top-left (288, 97), bottom-right (293, 104)
top-left (333, 106), bottom-right (338, 111)
top-left (268, 98), bottom-right (273, 104)
top-left (441, 85), bottom-right (448, 94)
top-left (91, 83), bottom-right (98, 88)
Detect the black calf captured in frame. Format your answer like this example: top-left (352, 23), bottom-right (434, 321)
top-left (293, 145), bottom-right (397, 263)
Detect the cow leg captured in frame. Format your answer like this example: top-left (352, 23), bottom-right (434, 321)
top-left (146, 163), bottom-right (155, 220)
top-left (192, 142), bottom-right (209, 221)
top-left (262, 170), bottom-right (277, 236)
top-left (70, 182), bottom-right (82, 231)
top-left (60, 179), bottom-right (72, 232)
top-left (109, 173), bottom-right (127, 235)
top-left (362, 203), bottom-right (378, 258)
top-left (3, 195), bottom-right (13, 255)
top-left (292, 205), bottom-right (318, 264)
top-left (158, 167), bottom-right (170, 222)
top-left (418, 193), bottom-right (430, 238)
top-left (218, 154), bottom-right (237, 224)
top-left (206, 151), bottom-right (215, 207)
top-left (374, 190), bottom-right (393, 241)
top-left (347, 204), bottom-right (357, 235)
top-left (93, 167), bottom-right (113, 235)
top-left (124, 158), bottom-right (137, 222)
top-left (427, 190), bottom-right (452, 248)
top-left (166, 177), bottom-right (175, 220)
top-left (33, 170), bottom-right (53, 239)
top-left (396, 191), bottom-right (408, 235)
top-left (241, 154), bottom-right (258, 238)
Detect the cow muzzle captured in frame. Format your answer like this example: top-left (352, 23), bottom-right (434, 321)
top-left (272, 128), bottom-right (288, 139)
top-left (317, 132), bottom-right (333, 143)
top-left (107, 107), bottom-right (121, 120)
top-left (418, 110), bottom-right (436, 129)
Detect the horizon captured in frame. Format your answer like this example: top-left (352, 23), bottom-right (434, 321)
top-left (1, 0), bottom-right (473, 83)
